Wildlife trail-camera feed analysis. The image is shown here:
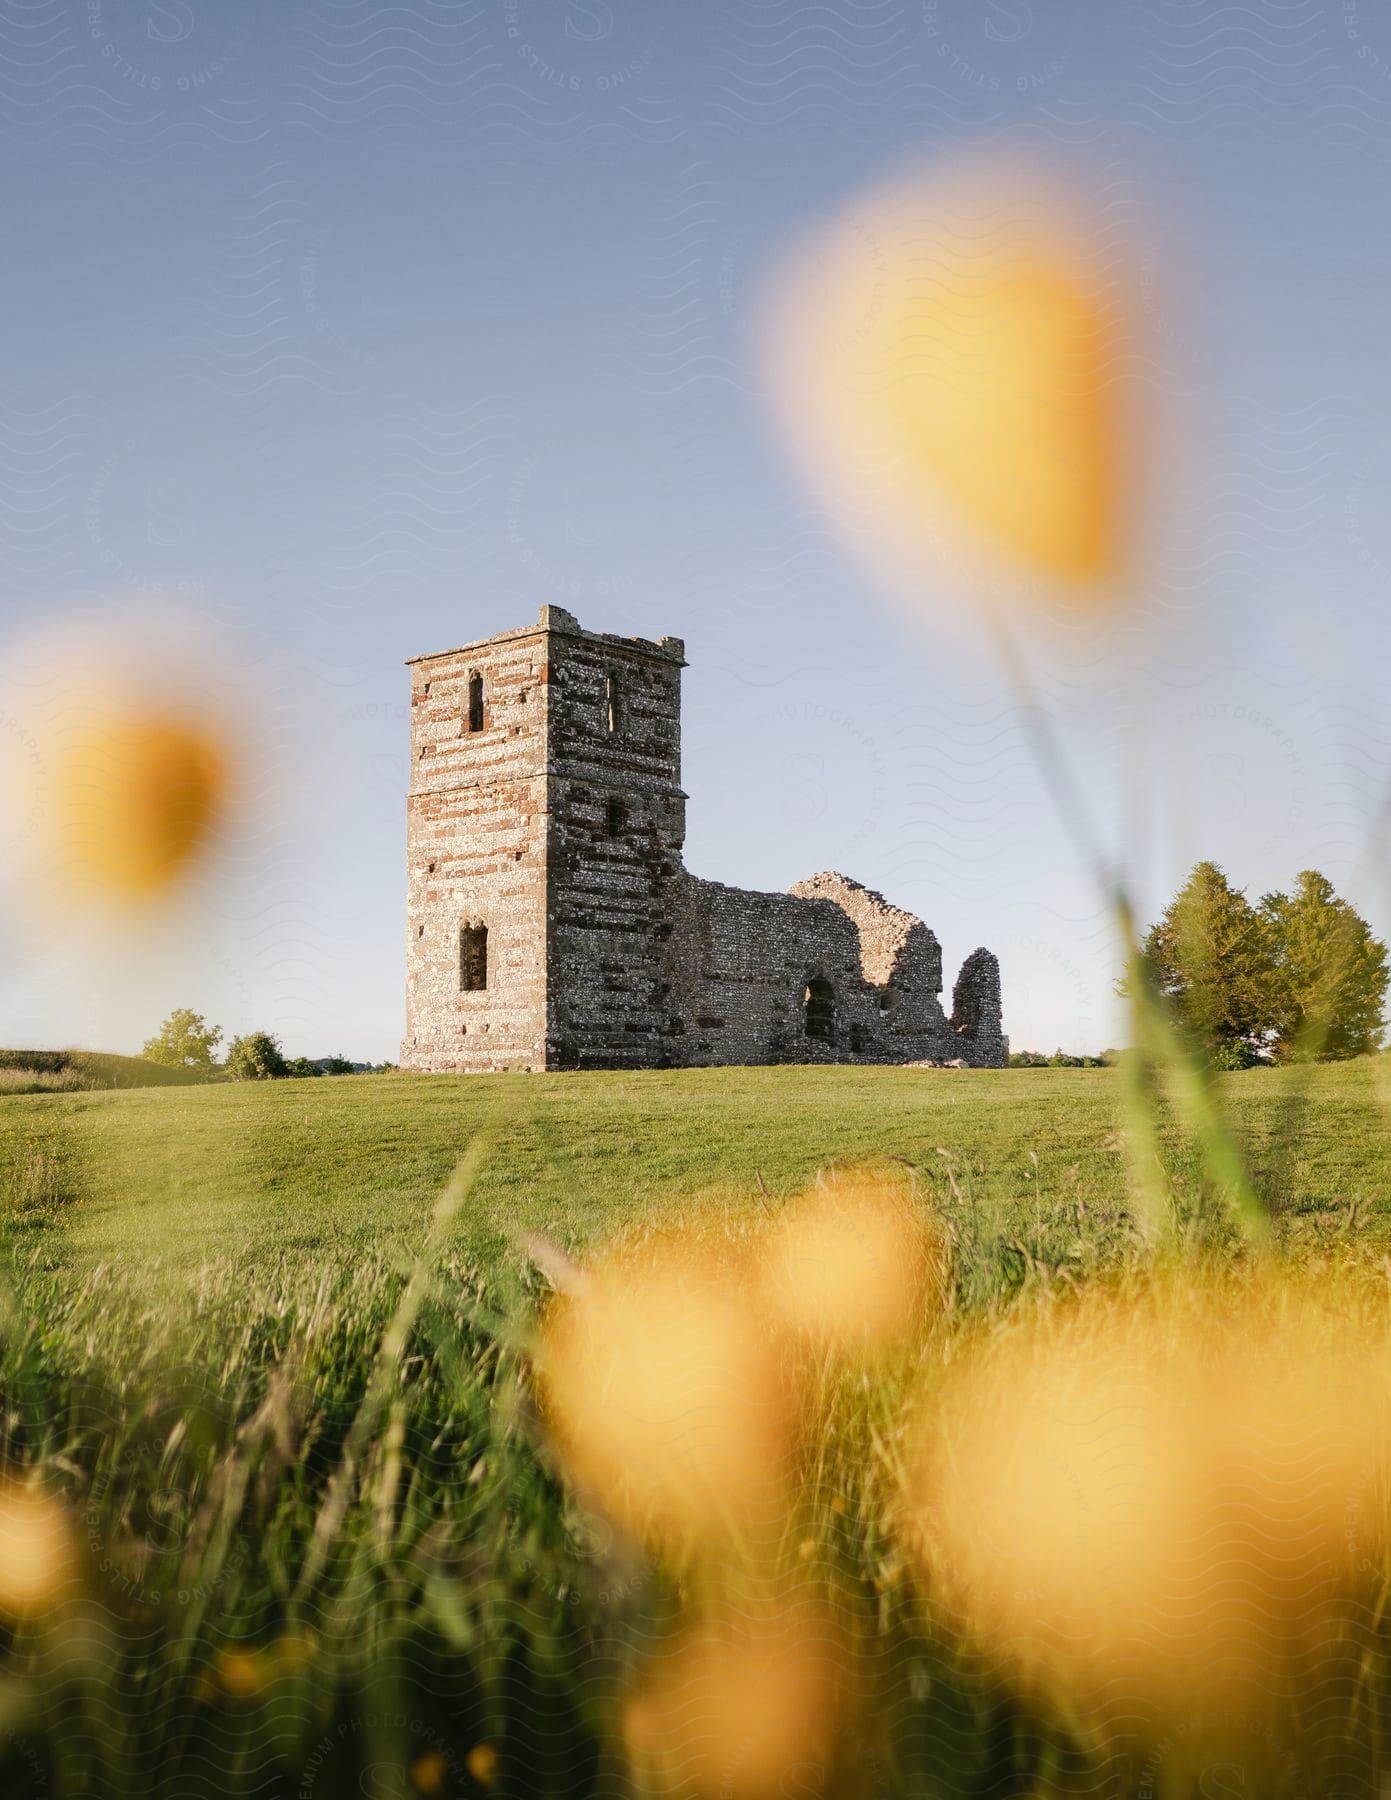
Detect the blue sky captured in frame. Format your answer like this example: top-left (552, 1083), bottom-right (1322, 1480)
top-left (3, 0), bottom-right (1390, 1062)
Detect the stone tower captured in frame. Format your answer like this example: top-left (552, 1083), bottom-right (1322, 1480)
top-left (403, 605), bottom-right (687, 1072)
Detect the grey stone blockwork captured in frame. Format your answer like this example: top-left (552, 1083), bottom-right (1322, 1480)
top-left (401, 607), bottom-right (1006, 1072)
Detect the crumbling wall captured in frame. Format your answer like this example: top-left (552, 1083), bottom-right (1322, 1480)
top-left (659, 871), bottom-right (974, 1068)
top-left (950, 948), bottom-right (1007, 1068)
top-left (786, 872), bottom-right (951, 1045)
top-left (661, 875), bottom-right (863, 1065)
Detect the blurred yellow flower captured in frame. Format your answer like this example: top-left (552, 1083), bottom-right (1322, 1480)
top-left (53, 707), bottom-right (227, 903)
top-left (761, 157), bottom-right (1136, 614)
top-left (411, 1749), bottom-right (449, 1793)
top-left (905, 1273), bottom-right (1391, 1719)
top-left (536, 1238), bottom-right (792, 1553)
top-left (623, 1609), bottom-right (845, 1800)
top-left (464, 1743), bottom-right (498, 1787)
top-left (215, 1649), bottom-right (267, 1698)
top-left (759, 1165), bottom-right (944, 1359)
top-left (0, 1482), bottom-right (76, 1617)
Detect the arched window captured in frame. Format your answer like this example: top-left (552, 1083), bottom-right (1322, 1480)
top-left (605, 672), bottom-right (619, 735)
top-left (803, 977), bottom-right (835, 1044)
top-left (468, 672), bottom-right (484, 733)
top-left (606, 795), bottom-right (626, 837)
top-left (460, 922), bottom-right (488, 991)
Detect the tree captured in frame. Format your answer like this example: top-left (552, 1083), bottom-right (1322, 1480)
top-left (1138, 862), bottom-right (1272, 1067)
top-left (284, 1056), bottom-right (321, 1080)
top-left (142, 1008), bottom-right (221, 1072)
top-left (1259, 871), bottom-right (1388, 1062)
top-left (225, 1032), bottom-right (288, 1081)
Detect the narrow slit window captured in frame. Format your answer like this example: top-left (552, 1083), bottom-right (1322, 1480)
top-left (460, 923), bottom-right (488, 992)
top-left (468, 672), bottom-right (484, 733)
top-left (606, 796), bottom-right (626, 837)
top-left (605, 673), bottom-right (619, 735)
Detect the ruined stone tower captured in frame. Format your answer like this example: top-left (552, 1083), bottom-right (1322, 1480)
top-left (404, 605), bottom-right (687, 1072)
top-left (403, 606), bottom-right (1006, 1073)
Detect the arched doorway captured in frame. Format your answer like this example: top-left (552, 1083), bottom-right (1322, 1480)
top-left (803, 977), bottom-right (835, 1045)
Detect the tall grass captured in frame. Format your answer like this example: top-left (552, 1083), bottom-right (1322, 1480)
top-left (0, 1107), bottom-right (1387, 1798)
top-left (0, 1051), bottom-right (210, 1093)
top-left (0, 1245), bottom-right (553, 1799)
top-left (0, 1069), bottom-right (92, 1096)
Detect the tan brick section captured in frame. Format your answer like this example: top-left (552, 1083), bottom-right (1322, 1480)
top-left (402, 607), bottom-right (1006, 1072)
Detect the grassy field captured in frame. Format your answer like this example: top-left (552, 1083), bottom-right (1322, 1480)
top-left (0, 1059), bottom-right (1389, 1799)
top-left (5, 1058), bottom-right (1391, 1277)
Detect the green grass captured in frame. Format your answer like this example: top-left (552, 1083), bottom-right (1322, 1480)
top-left (2, 1058), bottom-right (1389, 1260)
top-left (7, 1063), bottom-right (1123, 1273)
top-left (0, 1059), bottom-right (1389, 1798)
top-left (5, 1059), bottom-right (1390, 1279)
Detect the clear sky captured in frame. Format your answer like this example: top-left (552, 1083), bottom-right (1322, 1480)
top-left (3, 0), bottom-right (1390, 1063)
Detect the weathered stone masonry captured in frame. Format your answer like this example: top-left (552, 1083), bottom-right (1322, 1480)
top-left (402, 607), bottom-right (1006, 1072)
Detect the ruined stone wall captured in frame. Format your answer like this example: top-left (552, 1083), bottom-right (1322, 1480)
top-left (950, 947), bottom-right (1007, 1068)
top-left (787, 872), bottom-right (952, 1045)
top-left (659, 870), bottom-right (989, 1067)
top-left (402, 624), bottom-right (550, 1072)
top-left (659, 876), bottom-right (852, 1065)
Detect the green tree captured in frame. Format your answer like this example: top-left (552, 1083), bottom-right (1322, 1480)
top-left (283, 1056), bottom-right (321, 1079)
top-left (1138, 862), bottom-right (1272, 1067)
top-left (1259, 871), bottom-right (1388, 1062)
top-left (225, 1032), bottom-right (288, 1081)
top-left (142, 1008), bottom-right (221, 1072)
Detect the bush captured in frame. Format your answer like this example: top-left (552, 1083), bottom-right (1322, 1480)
top-left (224, 1032), bottom-right (288, 1081)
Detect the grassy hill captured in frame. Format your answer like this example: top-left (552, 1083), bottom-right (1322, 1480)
top-left (0, 1047), bottom-right (210, 1095)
